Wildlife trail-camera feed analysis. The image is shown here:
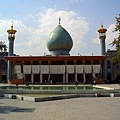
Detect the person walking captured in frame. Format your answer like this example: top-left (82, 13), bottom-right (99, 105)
top-left (94, 80), bottom-right (96, 85)
top-left (75, 80), bottom-right (78, 86)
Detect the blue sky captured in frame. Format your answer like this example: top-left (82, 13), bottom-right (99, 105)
top-left (0, 0), bottom-right (119, 56)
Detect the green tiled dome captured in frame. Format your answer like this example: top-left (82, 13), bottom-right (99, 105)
top-left (46, 25), bottom-right (73, 53)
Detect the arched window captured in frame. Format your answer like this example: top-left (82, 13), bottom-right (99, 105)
top-left (0, 59), bottom-right (7, 83)
top-left (0, 59), bottom-right (7, 72)
top-left (107, 61), bottom-right (111, 68)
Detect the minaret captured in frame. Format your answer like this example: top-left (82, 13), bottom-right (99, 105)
top-left (98, 24), bottom-right (107, 81)
top-left (97, 24), bottom-right (107, 55)
top-left (7, 24), bottom-right (17, 82)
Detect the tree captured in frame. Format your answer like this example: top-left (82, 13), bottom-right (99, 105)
top-left (0, 41), bottom-right (7, 52)
top-left (110, 14), bottom-right (120, 64)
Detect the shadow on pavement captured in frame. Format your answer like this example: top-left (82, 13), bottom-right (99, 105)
top-left (0, 106), bottom-right (36, 114)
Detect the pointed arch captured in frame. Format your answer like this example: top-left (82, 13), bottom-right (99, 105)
top-left (107, 60), bottom-right (111, 68)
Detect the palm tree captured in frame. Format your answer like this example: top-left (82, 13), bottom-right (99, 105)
top-left (0, 41), bottom-right (7, 52)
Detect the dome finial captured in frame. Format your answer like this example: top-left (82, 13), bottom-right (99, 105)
top-left (98, 23), bottom-right (107, 33)
top-left (7, 21), bottom-right (17, 34)
top-left (100, 22), bottom-right (103, 28)
top-left (11, 21), bottom-right (13, 29)
top-left (59, 17), bottom-right (61, 25)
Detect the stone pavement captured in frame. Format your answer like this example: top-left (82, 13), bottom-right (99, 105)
top-left (97, 84), bottom-right (120, 89)
top-left (0, 84), bottom-right (120, 120)
top-left (0, 97), bottom-right (120, 120)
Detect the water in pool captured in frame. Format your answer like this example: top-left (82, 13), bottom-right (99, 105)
top-left (0, 86), bottom-right (102, 90)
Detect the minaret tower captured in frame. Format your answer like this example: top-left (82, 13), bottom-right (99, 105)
top-left (7, 23), bottom-right (17, 82)
top-left (97, 24), bottom-right (107, 55)
top-left (98, 24), bottom-right (107, 81)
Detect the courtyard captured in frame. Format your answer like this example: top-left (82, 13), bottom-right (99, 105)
top-left (0, 84), bottom-right (120, 120)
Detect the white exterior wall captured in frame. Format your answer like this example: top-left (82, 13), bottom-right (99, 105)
top-left (57, 65), bottom-right (65, 74)
top-left (14, 65), bottom-right (21, 74)
top-left (84, 65), bottom-right (92, 73)
top-left (14, 64), bottom-right (101, 83)
top-left (93, 65), bottom-right (101, 73)
top-left (76, 65), bottom-right (83, 73)
top-left (23, 65), bottom-right (31, 74)
top-left (17, 73), bottom-right (23, 79)
top-left (50, 65), bottom-right (57, 74)
top-left (67, 65), bottom-right (74, 74)
top-left (41, 65), bottom-right (49, 74)
top-left (32, 65), bottom-right (40, 74)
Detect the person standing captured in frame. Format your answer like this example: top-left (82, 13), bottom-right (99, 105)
top-left (26, 81), bottom-right (29, 86)
top-left (107, 79), bottom-right (109, 85)
top-left (75, 80), bottom-right (78, 86)
top-left (94, 80), bottom-right (96, 85)
top-left (16, 81), bottom-right (18, 88)
top-left (50, 80), bottom-right (52, 85)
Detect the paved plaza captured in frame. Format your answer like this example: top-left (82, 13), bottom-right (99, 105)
top-left (0, 84), bottom-right (120, 120)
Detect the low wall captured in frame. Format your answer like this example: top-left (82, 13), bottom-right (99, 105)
top-left (96, 78), bottom-right (103, 84)
top-left (93, 78), bottom-right (103, 84)
top-left (11, 79), bottom-right (24, 84)
top-left (0, 89), bottom-right (115, 94)
top-left (1, 93), bottom-right (120, 102)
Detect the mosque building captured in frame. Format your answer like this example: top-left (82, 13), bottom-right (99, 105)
top-left (0, 19), bottom-right (120, 84)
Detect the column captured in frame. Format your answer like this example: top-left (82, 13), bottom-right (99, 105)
top-left (74, 60), bottom-right (77, 81)
top-left (8, 61), bottom-right (12, 83)
top-left (75, 73), bottom-right (77, 81)
top-left (83, 60), bottom-right (86, 83)
top-left (40, 73), bottom-right (42, 83)
top-left (91, 60), bottom-right (94, 82)
top-left (66, 73), bottom-right (68, 83)
top-left (39, 61), bottom-right (42, 83)
top-left (48, 60), bottom-right (51, 82)
top-left (83, 73), bottom-right (86, 83)
top-left (63, 73), bottom-right (65, 83)
top-left (30, 61), bottom-right (33, 83)
top-left (22, 61), bottom-right (25, 83)
top-left (65, 60), bottom-right (68, 83)
top-left (31, 73), bottom-right (33, 83)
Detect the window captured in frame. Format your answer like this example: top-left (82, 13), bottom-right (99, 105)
top-left (107, 61), bottom-right (111, 68)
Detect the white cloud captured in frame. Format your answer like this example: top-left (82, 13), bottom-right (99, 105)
top-left (106, 24), bottom-right (118, 50)
top-left (0, 8), bottom-right (89, 56)
top-left (0, 19), bottom-right (12, 48)
top-left (36, 9), bottom-right (89, 55)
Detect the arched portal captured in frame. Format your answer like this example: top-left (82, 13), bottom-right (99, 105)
top-left (0, 59), bottom-right (7, 83)
top-left (107, 73), bottom-right (111, 81)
